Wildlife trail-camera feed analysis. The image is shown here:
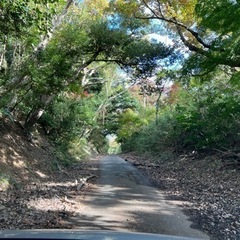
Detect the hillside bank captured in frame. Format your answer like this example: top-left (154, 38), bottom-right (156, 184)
top-left (0, 119), bottom-right (100, 229)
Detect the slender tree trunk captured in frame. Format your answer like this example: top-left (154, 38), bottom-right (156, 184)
top-left (34, 0), bottom-right (75, 53)
top-left (0, 43), bottom-right (6, 71)
top-left (24, 95), bottom-right (54, 130)
top-left (24, 108), bottom-right (45, 130)
top-left (155, 90), bottom-right (162, 126)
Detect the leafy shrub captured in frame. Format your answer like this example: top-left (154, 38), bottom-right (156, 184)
top-left (122, 80), bottom-right (240, 155)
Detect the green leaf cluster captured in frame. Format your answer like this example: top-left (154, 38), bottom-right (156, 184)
top-left (122, 80), bottom-right (240, 156)
top-left (0, 0), bottom-right (60, 38)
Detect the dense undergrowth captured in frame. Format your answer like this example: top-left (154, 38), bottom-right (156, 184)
top-left (122, 79), bottom-right (240, 161)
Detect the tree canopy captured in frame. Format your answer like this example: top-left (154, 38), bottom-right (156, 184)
top-left (0, 0), bottom-right (240, 161)
top-left (110, 0), bottom-right (240, 74)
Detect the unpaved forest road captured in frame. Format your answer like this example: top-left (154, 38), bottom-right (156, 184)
top-left (70, 155), bottom-right (209, 239)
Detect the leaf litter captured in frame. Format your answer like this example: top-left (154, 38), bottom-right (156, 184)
top-left (123, 153), bottom-right (240, 240)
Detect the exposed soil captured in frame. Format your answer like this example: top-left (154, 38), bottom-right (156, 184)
top-left (122, 153), bottom-right (240, 240)
top-left (0, 118), bottom-right (100, 230)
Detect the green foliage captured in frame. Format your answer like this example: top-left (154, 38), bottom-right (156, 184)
top-left (108, 138), bottom-right (122, 154)
top-left (122, 80), bottom-right (240, 156)
top-left (102, 89), bottom-right (144, 137)
top-left (117, 108), bottom-right (149, 142)
top-left (42, 94), bottom-right (98, 142)
top-left (27, 23), bottom-right (90, 95)
top-left (88, 128), bottom-right (108, 153)
top-left (122, 40), bottom-right (173, 77)
top-left (0, 173), bottom-right (10, 190)
top-left (52, 137), bottom-right (95, 168)
top-left (195, 0), bottom-right (240, 35)
top-left (39, 93), bottom-right (108, 163)
top-left (0, 0), bottom-right (60, 38)
top-left (0, 108), bottom-right (14, 122)
top-left (175, 83), bottom-right (240, 150)
top-left (121, 107), bottom-right (177, 157)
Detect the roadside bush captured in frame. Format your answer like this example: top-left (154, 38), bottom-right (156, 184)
top-left (122, 80), bottom-right (240, 156)
top-left (40, 94), bottom-right (108, 165)
top-left (175, 83), bottom-right (240, 151)
top-left (122, 107), bottom-right (178, 158)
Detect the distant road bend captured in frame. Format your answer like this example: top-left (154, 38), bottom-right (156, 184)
top-left (70, 155), bottom-right (209, 239)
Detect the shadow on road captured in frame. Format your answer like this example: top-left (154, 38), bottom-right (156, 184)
top-left (66, 155), bottom-right (209, 239)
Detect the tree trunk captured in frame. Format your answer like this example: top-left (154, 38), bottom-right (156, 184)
top-left (24, 108), bottom-right (45, 130)
top-left (34, 0), bottom-right (75, 53)
top-left (155, 90), bottom-right (162, 125)
top-left (24, 95), bottom-right (54, 130)
top-left (0, 43), bottom-right (7, 71)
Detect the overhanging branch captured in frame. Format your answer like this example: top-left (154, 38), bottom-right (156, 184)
top-left (136, 0), bottom-right (211, 51)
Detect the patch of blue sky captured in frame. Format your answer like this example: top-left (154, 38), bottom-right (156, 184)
top-left (107, 14), bottom-right (122, 30)
top-left (140, 19), bottom-right (188, 70)
top-left (146, 32), bottom-right (187, 71)
top-left (229, 0), bottom-right (238, 4)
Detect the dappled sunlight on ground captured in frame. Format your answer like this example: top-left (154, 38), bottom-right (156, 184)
top-left (65, 155), bottom-right (209, 239)
top-left (0, 119), bottom-right (102, 229)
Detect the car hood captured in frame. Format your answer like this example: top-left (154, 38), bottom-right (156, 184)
top-left (0, 230), bottom-right (205, 240)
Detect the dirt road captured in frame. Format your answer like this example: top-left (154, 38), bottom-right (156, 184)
top-left (70, 155), bottom-right (209, 239)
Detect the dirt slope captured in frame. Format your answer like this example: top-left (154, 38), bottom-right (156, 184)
top-left (0, 118), bottom-right (56, 188)
top-left (0, 118), bottom-right (100, 229)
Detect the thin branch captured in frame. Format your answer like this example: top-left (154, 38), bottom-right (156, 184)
top-left (68, 49), bottom-right (102, 85)
top-left (213, 148), bottom-right (240, 159)
top-left (175, 24), bottom-right (207, 55)
top-left (136, 1), bottom-right (211, 50)
top-left (142, 0), bottom-right (159, 18)
top-left (156, 0), bottom-right (164, 17)
top-left (95, 83), bottom-right (135, 116)
top-left (92, 59), bottom-right (124, 64)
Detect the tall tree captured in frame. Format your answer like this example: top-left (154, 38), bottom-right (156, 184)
top-left (0, 0), bottom-right (75, 110)
top-left (2, 2), bottom-right (172, 131)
